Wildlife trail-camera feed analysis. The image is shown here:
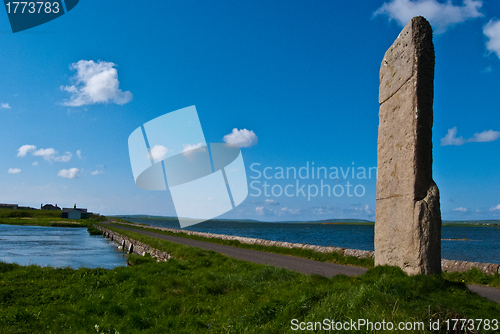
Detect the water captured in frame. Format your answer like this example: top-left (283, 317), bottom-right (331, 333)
top-left (0, 224), bottom-right (127, 269)
top-left (126, 218), bottom-right (500, 265)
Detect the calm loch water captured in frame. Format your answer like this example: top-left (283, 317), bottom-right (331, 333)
top-left (0, 224), bottom-right (127, 269)
top-left (127, 218), bottom-right (500, 265)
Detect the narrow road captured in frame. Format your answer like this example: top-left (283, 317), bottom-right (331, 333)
top-left (102, 222), bottom-right (500, 305)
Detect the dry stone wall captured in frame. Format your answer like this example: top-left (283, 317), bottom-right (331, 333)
top-left (96, 225), bottom-right (172, 262)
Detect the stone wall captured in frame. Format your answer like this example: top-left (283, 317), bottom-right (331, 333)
top-left (96, 225), bottom-right (172, 262)
top-left (441, 259), bottom-right (499, 275)
top-left (101, 222), bottom-right (499, 275)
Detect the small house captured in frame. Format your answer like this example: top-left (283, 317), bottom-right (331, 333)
top-left (62, 204), bottom-right (89, 220)
top-left (0, 204), bottom-right (18, 209)
top-left (41, 204), bottom-right (61, 211)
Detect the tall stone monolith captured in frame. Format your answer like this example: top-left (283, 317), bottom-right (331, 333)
top-left (375, 16), bottom-right (442, 275)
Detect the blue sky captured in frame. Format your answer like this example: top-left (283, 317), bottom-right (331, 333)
top-left (1, 0), bottom-right (499, 222)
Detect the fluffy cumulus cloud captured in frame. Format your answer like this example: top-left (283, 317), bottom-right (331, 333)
top-left (32, 148), bottom-right (58, 161)
top-left (77, 150), bottom-right (82, 159)
top-left (17, 145), bottom-right (75, 162)
top-left (53, 152), bottom-right (72, 162)
top-left (468, 129), bottom-right (500, 142)
top-left (58, 168), bottom-right (80, 179)
top-left (8, 168), bottom-right (21, 174)
top-left (1, 103), bottom-right (11, 109)
top-left (441, 127), bottom-right (500, 146)
top-left (453, 207), bottom-right (468, 212)
top-left (61, 60), bottom-right (132, 107)
top-left (484, 19), bottom-right (500, 59)
top-left (91, 170), bottom-right (104, 175)
top-left (223, 128), bottom-right (258, 148)
top-left (374, 0), bottom-right (483, 33)
top-left (150, 144), bottom-right (169, 160)
top-left (441, 127), bottom-right (465, 146)
top-left (490, 204), bottom-right (500, 212)
top-left (17, 145), bottom-right (37, 157)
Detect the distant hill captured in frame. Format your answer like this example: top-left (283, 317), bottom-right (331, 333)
top-left (112, 215), bottom-right (373, 224)
top-left (442, 220), bottom-right (500, 226)
top-left (112, 215), bottom-right (500, 226)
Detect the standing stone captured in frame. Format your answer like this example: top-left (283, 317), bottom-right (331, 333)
top-left (375, 16), bottom-right (441, 275)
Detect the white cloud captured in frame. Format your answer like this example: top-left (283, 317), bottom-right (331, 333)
top-left (441, 127), bottom-right (465, 146)
top-left (264, 199), bottom-right (280, 206)
top-left (17, 145), bottom-right (73, 162)
top-left (76, 150), bottom-right (82, 159)
top-left (490, 204), bottom-right (500, 211)
top-left (53, 151), bottom-right (72, 162)
top-left (181, 143), bottom-right (206, 158)
top-left (256, 205), bottom-right (300, 216)
top-left (149, 144), bottom-right (169, 161)
top-left (8, 168), bottom-right (21, 174)
top-left (1, 103), bottom-right (11, 109)
top-left (442, 127), bottom-right (500, 146)
top-left (281, 207), bottom-right (301, 215)
top-left (484, 19), bottom-right (500, 59)
top-left (374, 0), bottom-right (483, 33)
top-left (33, 148), bottom-right (58, 162)
top-left (17, 145), bottom-right (36, 157)
top-left (91, 170), bottom-right (104, 175)
top-left (468, 129), bottom-right (500, 143)
top-left (182, 143), bottom-right (203, 152)
top-left (32, 162), bottom-right (38, 166)
top-left (223, 128), bottom-right (258, 148)
top-left (61, 60), bottom-right (132, 107)
top-left (57, 168), bottom-right (80, 179)
top-left (453, 207), bottom-right (468, 212)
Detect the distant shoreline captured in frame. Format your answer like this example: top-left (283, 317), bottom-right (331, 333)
top-left (112, 215), bottom-right (500, 227)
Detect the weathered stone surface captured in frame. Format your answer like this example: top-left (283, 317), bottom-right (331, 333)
top-left (375, 16), bottom-right (442, 275)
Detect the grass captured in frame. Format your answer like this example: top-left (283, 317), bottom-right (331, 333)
top-left (443, 269), bottom-right (500, 289)
top-left (1, 230), bottom-right (499, 333)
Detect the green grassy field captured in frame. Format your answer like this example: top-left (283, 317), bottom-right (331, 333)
top-left (1, 238), bottom-right (500, 333)
top-left (1, 211), bottom-right (500, 333)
